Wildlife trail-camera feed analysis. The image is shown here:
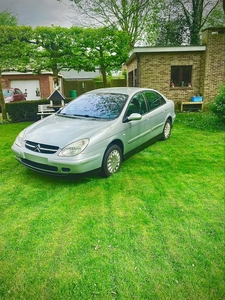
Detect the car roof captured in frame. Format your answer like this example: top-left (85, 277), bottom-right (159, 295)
top-left (87, 87), bottom-right (154, 95)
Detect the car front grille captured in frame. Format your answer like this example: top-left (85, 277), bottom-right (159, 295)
top-left (25, 141), bottom-right (59, 154)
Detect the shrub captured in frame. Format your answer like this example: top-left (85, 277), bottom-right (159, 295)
top-left (210, 85), bottom-right (225, 122)
top-left (6, 99), bottom-right (71, 122)
top-left (6, 100), bottom-right (46, 122)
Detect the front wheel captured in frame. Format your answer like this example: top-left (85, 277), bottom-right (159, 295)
top-left (101, 145), bottom-right (122, 177)
top-left (162, 119), bottom-right (172, 140)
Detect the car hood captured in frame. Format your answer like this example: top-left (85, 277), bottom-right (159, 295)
top-left (24, 114), bottom-right (115, 147)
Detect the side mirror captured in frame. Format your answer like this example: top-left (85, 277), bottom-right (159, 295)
top-left (127, 113), bottom-right (142, 121)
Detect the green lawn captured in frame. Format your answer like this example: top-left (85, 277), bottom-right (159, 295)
top-left (0, 113), bottom-right (224, 299)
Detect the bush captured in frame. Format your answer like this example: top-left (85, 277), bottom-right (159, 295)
top-left (210, 85), bottom-right (225, 122)
top-left (6, 100), bottom-right (40, 122)
top-left (6, 99), bottom-right (71, 122)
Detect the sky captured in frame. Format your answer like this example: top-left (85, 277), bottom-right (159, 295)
top-left (0, 0), bottom-right (76, 27)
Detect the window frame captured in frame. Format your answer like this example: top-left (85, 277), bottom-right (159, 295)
top-left (170, 65), bottom-right (192, 88)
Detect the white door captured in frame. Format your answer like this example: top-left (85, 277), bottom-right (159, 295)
top-left (10, 80), bottom-right (41, 101)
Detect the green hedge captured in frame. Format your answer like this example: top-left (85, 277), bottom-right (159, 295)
top-left (210, 85), bottom-right (225, 122)
top-left (6, 100), bottom-right (41, 122)
top-left (6, 99), bottom-right (71, 123)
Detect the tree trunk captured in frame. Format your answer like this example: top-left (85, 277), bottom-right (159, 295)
top-left (190, 24), bottom-right (201, 45)
top-left (101, 65), bottom-right (107, 88)
top-left (99, 45), bottom-right (107, 87)
top-left (190, 2), bottom-right (202, 45)
top-left (53, 68), bottom-right (60, 90)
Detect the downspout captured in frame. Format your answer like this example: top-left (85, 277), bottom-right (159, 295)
top-left (136, 53), bottom-right (140, 87)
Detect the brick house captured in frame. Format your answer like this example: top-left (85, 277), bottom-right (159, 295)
top-left (126, 27), bottom-right (225, 107)
top-left (1, 72), bottom-right (63, 101)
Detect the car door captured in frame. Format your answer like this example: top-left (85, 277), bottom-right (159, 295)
top-left (143, 90), bottom-right (167, 139)
top-left (122, 92), bottom-right (149, 153)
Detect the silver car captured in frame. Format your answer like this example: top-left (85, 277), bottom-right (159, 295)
top-left (12, 87), bottom-right (176, 177)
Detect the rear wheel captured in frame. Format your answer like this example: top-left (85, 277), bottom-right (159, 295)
top-left (101, 145), bottom-right (122, 177)
top-left (162, 119), bottom-right (172, 140)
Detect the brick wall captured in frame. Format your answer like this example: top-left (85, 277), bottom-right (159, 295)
top-left (201, 28), bottom-right (225, 102)
top-left (140, 52), bottom-right (203, 104)
top-left (127, 27), bottom-right (225, 106)
top-left (39, 74), bottom-right (53, 98)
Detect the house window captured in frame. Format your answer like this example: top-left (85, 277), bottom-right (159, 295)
top-left (171, 66), bottom-right (192, 87)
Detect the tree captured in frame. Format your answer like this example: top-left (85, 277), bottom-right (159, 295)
top-left (0, 26), bottom-right (33, 121)
top-left (155, 17), bottom-right (188, 46)
top-left (203, 2), bottom-right (225, 28)
top-left (156, 0), bottom-right (223, 45)
top-left (83, 27), bottom-right (130, 87)
top-left (172, 0), bottom-right (222, 45)
top-left (0, 10), bottom-right (19, 26)
top-left (33, 26), bottom-right (130, 88)
top-left (33, 26), bottom-right (94, 87)
top-left (58, 0), bottom-right (160, 47)
top-left (155, 1), bottom-right (189, 46)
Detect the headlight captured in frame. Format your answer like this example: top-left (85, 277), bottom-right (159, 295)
top-left (15, 129), bottom-right (26, 147)
top-left (58, 139), bottom-right (89, 157)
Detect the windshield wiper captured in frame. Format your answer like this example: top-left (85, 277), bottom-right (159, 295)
top-left (57, 112), bottom-right (75, 118)
top-left (74, 114), bottom-right (102, 119)
top-left (57, 112), bottom-right (102, 119)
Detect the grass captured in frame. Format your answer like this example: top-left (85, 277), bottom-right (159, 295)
top-left (0, 112), bottom-right (224, 299)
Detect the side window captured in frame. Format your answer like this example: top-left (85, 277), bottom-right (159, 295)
top-left (144, 91), bottom-right (166, 111)
top-left (15, 89), bottom-right (21, 95)
top-left (126, 92), bottom-right (147, 116)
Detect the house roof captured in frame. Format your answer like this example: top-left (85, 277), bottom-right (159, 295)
top-left (60, 69), bottom-right (100, 80)
top-left (2, 71), bottom-right (62, 76)
top-left (127, 45), bottom-right (206, 64)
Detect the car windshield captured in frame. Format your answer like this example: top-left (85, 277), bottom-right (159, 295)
top-left (3, 89), bottom-right (13, 97)
top-left (58, 93), bottom-right (128, 120)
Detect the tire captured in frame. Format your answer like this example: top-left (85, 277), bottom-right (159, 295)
top-left (101, 144), bottom-right (122, 177)
top-left (162, 119), bottom-right (172, 140)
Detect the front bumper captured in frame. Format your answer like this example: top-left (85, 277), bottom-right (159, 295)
top-left (12, 144), bottom-right (102, 175)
